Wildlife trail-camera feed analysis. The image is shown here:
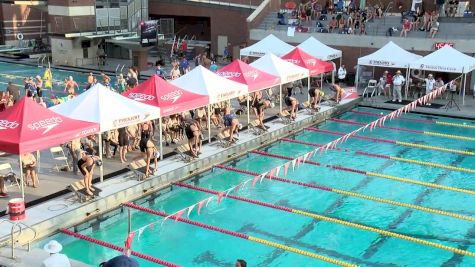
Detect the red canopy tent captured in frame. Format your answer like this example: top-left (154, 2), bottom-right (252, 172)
top-left (122, 75), bottom-right (208, 117)
top-left (216, 59), bottom-right (281, 92)
top-left (281, 48), bottom-right (334, 76)
top-left (0, 97), bottom-right (99, 198)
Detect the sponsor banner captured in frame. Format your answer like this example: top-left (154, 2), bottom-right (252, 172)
top-left (343, 87), bottom-right (358, 100)
top-left (285, 72), bottom-right (306, 83)
top-left (0, 120), bottom-right (20, 130)
top-left (216, 89), bottom-right (244, 102)
top-left (434, 42), bottom-right (454, 50)
top-left (160, 90), bottom-right (183, 104)
top-left (249, 51), bottom-right (265, 57)
top-left (74, 127), bottom-right (99, 138)
top-left (27, 117), bottom-right (62, 135)
top-left (419, 63), bottom-right (457, 72)
top-left (327, 54), bottom-right (340, 60)
top-left (128, 92), bottom-right (156, 102)
top-left (113, 114), bottom-right (149, 128)
top-left (368, 59), bottom-right (396, 67)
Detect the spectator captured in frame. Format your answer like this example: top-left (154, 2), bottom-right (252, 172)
top-left (435, 0), bottom-right (446, 16)
top-left (385, 71), bottom-right (393, 96)
top-left (99, 254), bottom-right (139, 267)
top-left (210, 61), bottom-right (218, 72)
top-left (170, 64), bottom-right (181, 80)
top-left (429, 18), bottom-right (439, 38)
top-left (392, 70), bottom-right (405, 102)
top-left (179, 57), bottom-right (190, 75)
top-left (96, 45), bottom-right (106, 66)
top-left (337, 65), bottom-right (347, 84)
top-left (5, 81), bottom-right (20, 103)
top-left (447, 0), bottom-right (459, 17)
top-left (155, 63), bottom-right (165, 78)
top-left (41, 240), bottom-right (70, 267)
top-left (329, 16), bottom-right (338, 32)
top-left (400, 18), bottom-right (411, 37)
top-left (414, 73), bottom-right (436, 105)
top-left (116, 74), bottom-right (126, 93)
top-left (21, 152), bottom-right (38, 188)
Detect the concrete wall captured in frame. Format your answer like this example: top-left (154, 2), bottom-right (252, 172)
top-left (50, 37), bottom-right (99, 66)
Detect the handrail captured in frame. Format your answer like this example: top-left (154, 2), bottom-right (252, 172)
top-left (247, 0), bottom-right (271, 23)
top-left (0, 220), bottom-right (37, 259)
top-left (120, 64), bottom-right (126, 73)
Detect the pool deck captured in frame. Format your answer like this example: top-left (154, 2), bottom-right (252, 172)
top-left (0, 97), bottom-right (359, 266)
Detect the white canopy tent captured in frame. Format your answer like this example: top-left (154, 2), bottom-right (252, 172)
top-left (250, 53), bottom-right (309, 111)
top-left (170, 65), bottom-right (248, 141)
top-left (410, 45), bottom-right (475, 105)
top-left (355, 41), bottom-right (422, 98)
top-left (51, 84), bottom-right (161, 180)
top-left (297, 36), bottom-right (342, 61)
top-left (240, 34), bottom-right (295, 57)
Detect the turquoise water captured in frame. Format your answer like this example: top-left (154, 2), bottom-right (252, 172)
top-left (0, 61), bottom-right (117, 106)
top-left (40, 107), bottom-right (475, 266)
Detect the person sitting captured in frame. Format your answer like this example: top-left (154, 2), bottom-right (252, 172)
top-left (253, 99), bottom-right (272, 130)
top-left (21, 152), bottom-right (38, 188)
top-left (400, 18), bottom-right (411, 37)
top-left (429, 18), bottom-right (439, 38)
top-left (41, 240), bottom-right (71, 267)
top-left (223, 106), bottom-right (241, 143)
top-left (328, 16), bottom-right (338, 32)
top-left (284, 96), bottom-right (299, 120)
top-left (330, 83), bottom-right (345, 103)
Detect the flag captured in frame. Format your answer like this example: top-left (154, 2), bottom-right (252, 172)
top-left (161, 214), bottom-right (172, 226)
top-left (275, 166), bottom-right (282, 177)
top-left (187, 204), bottom-right (195, 217)
top-left (205, 196), bottom-right (214, 207)
top-left (259, 172), bottom-right (267, 183)
top-left (124, 231), bottom-right (135, 251)
top-left (296, 156), bottom-right (301, 169)
top-left (137, 227), bottom-right (145, 240)
top-left (174, 209), bottom-right (185, 221)
top-left (43, 68), bottom-right (53, 89)
top-left (217, 192), bottom-right (225, 205)
top-left (252, 175), bottom-right (259, 187)
top-left (149, 223), bottom-right (154, 230)
top-left (291, 159), bottom-right (297, 171)
top-left (233, 183), bottom-right (242, 192)
top-left (197, 200), bottom-right (205, 215)
top-left (268, 168), bottom-right (276, 178)
top-left (284, 162), bottom-right (290, 176)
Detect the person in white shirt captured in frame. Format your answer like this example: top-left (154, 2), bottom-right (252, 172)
top-left (414, 73), bottom-right (436, 105)
top-left (392, 70), bottom-right (406, 102)
top-left (337, 65), bottom-right (347, 85)
top-left (41, 240), bottom-right (71, 267)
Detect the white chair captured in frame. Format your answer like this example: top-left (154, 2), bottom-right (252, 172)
top-left (362, 79), bottom-right (378, 100)
top-left (50, 146), bottom-right (70, 172)
top-left (0, 163), bottom-right (20, 192)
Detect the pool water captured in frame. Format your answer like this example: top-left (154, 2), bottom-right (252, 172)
top-left (0, 61), bottom-right (117, 106)
top-left (41, 107), bottom-right (475, 266)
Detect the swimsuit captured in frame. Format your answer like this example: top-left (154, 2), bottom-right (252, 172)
top-left (118, 127), bottom-right (129, 146)
top-left (78, 157), bottom-right (94, 176)
top-left (224, 114), bottom-right (235, 127)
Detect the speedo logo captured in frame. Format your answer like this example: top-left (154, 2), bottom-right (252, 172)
top-left (305, 59), bottom-right (316, 67)
top-left (129, 93), bottom-right (155, 101)
top-left (0, 120), bottom-right (20, 130)
top-left (27, 117), bottom-right (62, 134)
top-left (243, 70), bottom-right (259, 81)
top-left (217, 71), bottom-right (241, 78)
top-left (285, 59), bottom-right (301, 64)
top-left (160, 90), bottom-right (183, 104)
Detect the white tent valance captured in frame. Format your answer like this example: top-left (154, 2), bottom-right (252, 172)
top-left (297, 36), bottom-right (342, 61)
top-left (240, 34), bottom-right (295, 57)
top-left (358, 41), bottom-right (422, 69)
top-left (250, 53), bottom-right (309, 84)
top-left (409, 45), bottom-right (475, 74)
top-left (170, 66), bottom-right (248, 104)
top-left (50, 84), bottom-right (160, 132)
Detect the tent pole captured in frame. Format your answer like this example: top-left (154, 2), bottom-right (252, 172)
top-left (247, 94), bottom-right (250, 125)
top-left (320, 74), bottom-right (323, 90)
top-left (159, 117), bottom-right (163, 160)
top-left (19, 155), bottom-right (24, 200)
top-left (405, 67), bottom-right (409, 99)
top-left (207, 105), bottom-right (211, 142)
top-left (307, 76), bottom-right (310, 102)
top-left (36, 150), bottom-right (40, 173)
top-left (462, 72), bottom-right (467, 106)
top-left (98, 133), bottom-right (103, 182)
top-left (354, 65), bottom-right (360, 90)
top-left (279, 84), bottom-right (282, 112)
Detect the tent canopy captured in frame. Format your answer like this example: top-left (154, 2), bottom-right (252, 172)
top-left (250, 53), bottom-right (309, 84)
top-left (51, 84), bottom-right (160, 131)
top-left (357, 41), bottom-right (422, 69)
top-left (240, 34), bottom-right (295, 57)
top-left (281, 48), bottom-right (335, 76)
top-left (216, 60), bottom-right (281, 92)
top-left (122, 75), bottom-right (208, 117)
top-left (409, 45), bottom-right (475, 73)
top-left (170, 65), bottom-right (248, 104)
top-left (0, 97), bottom-right (99, 154)
top-left (297, 36), bottom-right (342, 61)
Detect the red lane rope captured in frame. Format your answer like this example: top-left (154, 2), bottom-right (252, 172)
top-left (281, 138), bottom-right (391, 159)
top-left (122, 203), bottom-right (249, 239)
top-left (305, 128), bottom-right (397, 144)
top-left (173, 182), bottom-right (293, 212)
top-left (349, 110), bottom-right (435, 123)
top-left (59, 228), bottom-right (180, 267)
top-left (215, 165), bottom-right (333, 192)
top-left (329, 118), bottom-right (424, 133)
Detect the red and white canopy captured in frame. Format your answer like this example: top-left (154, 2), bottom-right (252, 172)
top-left (0, 97), bottom-right (99, 154)
top-left (250, 53), bottom-right (309, 84)
top-left (216, 60), bottom-right (281, 93)
top-left (122, 75), bottom-right (208, 117)
top-left (281, 48), bottom-right (335, 76)
top-left (170, 65), bottom-right (248, 104)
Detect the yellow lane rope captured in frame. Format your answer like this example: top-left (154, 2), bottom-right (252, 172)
top-left (395, 141), bottom-right (475, 156)
top-left (390, 156), bottom-right (475, 174)
top-left (436, 121), bottom-right (475, 129)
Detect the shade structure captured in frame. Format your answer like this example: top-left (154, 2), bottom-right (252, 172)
top-left (51, 84), bottom-right (161, 131)
top-left (250, 53), bottom-right (309, 84)
top-left (358, 41), bottom-right (422, 69)
top-left (216, 60), bottom-right (281, 92)
top-left (0, 97), bottom-right (99, 154)
top-left (170, 65), bottom-right (248, 104)
top-left (297, 36), bottom-right (342, 61)
top-left (409, 45), bottom-right (475, 73)
top-left (281, 48), bottom-right (335, 76)
top-left (122, 75), bottom-right (208, 117)
top-left (240, 34), bottom-right (295, 57)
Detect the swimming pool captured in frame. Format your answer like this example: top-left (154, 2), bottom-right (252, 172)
top-left (39, 106), bottom-right (475, 266)
top-left (0, 61), bottom-right (117, 106)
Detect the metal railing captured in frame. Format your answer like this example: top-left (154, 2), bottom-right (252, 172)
top-left (0, 220), bottom-right (37, 259)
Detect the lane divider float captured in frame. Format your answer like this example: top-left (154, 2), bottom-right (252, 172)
top-left (251, 150), bottom-right (475, 195)
top-left (59, 228), bottom-right (180, 267)
top-left (123, 203), bottom-right (356, 267)
top-left (349, 110), bottom-right (475, 129)
top-left (216, 165), bottom-right (475, 222)
top-left (281, 138), bottom-right (475, 174)
top-left (306, 128), bottom-right (475, 156)
top-left (173, 182), bottom-right (475, 258)
top-left (330, 118), bottom-right (475, 142)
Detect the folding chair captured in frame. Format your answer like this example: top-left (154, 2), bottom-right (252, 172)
top-left (277, 110), bottom-right (292, 124)
top-left (0, 163), bottom-right (20, 192)
top-left (175, 144), bottom-right (195, 163)
top-left (50, 146), bottom-right (70, 172)
top-left (362, 80), bottom-right (378, 100)
top-left (248, 119), bottom-right (267, 135)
